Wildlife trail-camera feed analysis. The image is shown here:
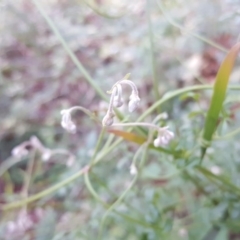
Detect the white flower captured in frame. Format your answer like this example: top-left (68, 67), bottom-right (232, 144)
top-left (60, 109), bottom-right (77, 133)
top-left (102, 111), bottom-right (114, 126)
top-left (118, 79), bottom-right (140, 112)
top-left (103, 78), bottom-right (141, 126)
top-left (153, 127), bottom-right (174, 147)
top-left (113, 84), bottom-right (124, 108)
top-left (11, 146), bottom-right (29, 158)
top-left (128, 92), bottom-right (140, 112)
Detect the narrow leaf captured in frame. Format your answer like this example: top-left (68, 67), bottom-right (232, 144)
top-left (108, 129), bottom-right (146, 145)
top-left (108, 129), bottom-right (185, 157)
top-left (201, 43), bottom-right (240, 159)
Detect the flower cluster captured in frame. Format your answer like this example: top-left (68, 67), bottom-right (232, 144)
top-left (102, 79), bottom-right (141, 126)
top-left (60, 77), bottom-right (174, 148)
top-left (153, 126), bottom-right (174, 147)
top-left (102, 79), bottom-right (174, 147)
top-left (11, 136), bottom-right (51, 160)
top-left (11, 136), bottom-right (75, 166)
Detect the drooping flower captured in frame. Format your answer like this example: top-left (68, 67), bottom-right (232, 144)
top-left (153, 127), bottom-right (174, 147)
top-left (60, 109), bottom-right (77, 133)
top-left (102, 111), bottom-right (115, 126)
top-left (102, 78), bottom-right (141, 126)
top-left (128, 91), bottom-right (140, 112)
top-left (113, 84), bottom-right (124, 108)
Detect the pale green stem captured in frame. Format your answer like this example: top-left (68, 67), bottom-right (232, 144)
top-left (1, 165), bottom-right (90, 211)
top-left (101, 134), bottom-right (115, 151)
top-left (21, 150), bottom-right (36, 210)
top-left (67, 106), bottom-right (100, 123)
top-left (84, 171), bottom-right (107, 206)
top-left (0, 157), bottom-right (23, 177)
top-left (156, 0), bottom-right (228, 53)
top-left (31, 0), bottom-right (107, 101)
top-left (2, 85), bottom-right (240, 211)
top-left (84, 171), bottom-right (155, 229)
top-left (147, 0), bottom-right (161, 103)
top-left (214, 127), bottom-right (240, 140)
top-left (98, 145), bottom-right (144, 239)
top-left (93, 138), bottom-right (122, 164)
top-left (90, 127), bottom-right (106, 164)
top-left (81, 0), bottom-right (126, 19)
top-left (111, 122), bottom-right (166, 131)
top-left (137, 85), bottom-right (240, 122)
top-left (197, 166), bottom-right (240, 196)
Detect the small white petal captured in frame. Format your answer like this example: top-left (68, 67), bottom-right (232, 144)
top-left (154, 128), bottom-right (174, 147)
top-left (60, 109), bottom-right (77, 133)
top-left (113, 95), bottom-right (124, 108)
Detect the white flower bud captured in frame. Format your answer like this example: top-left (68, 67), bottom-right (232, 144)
top-left (102, 112), bottom-right (114, 126)
top-left (113, 85), bottom-right (124, 108)
top-left (60, 109), bottom-right (77, 133)
top-left (128, 92), bottom-right (140, 112)
top-left (153, 127), bottom-right (174, 147)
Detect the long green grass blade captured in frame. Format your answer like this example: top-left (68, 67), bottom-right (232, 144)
top-left (201, 43), bottom-right (240, 159)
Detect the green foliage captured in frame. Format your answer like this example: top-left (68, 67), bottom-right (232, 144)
top-left (201, 43), bottom-right (240, 159)
top-left (1, 0), bottom-right (240, 240)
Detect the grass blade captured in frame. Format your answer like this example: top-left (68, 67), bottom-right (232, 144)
top-left (201, 43), bottom-right (240, 159)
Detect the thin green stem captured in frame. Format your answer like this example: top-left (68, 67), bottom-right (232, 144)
top-left (90, 128), bottom-right (106, 164)
top-left (156, 0), bottom-right (228, 53)
top-left (98, 145), bottom-right (143, 239)
top-left (68, 106), bottom-right (100, 124)
top-left (98, 175), bottom-right (138, 239)
top-left (147, 0), bottom-right (161, 104)
top-left (81, 0), bottom-right (126, 19)
top-left (102, 134), bottom-right (115, 151)
top-left (197, 166), bottom-right (240, 196)
top-left (112, 122), bottom-right (165, 131)
top-left (84, 171), bottom-right (107, 206)
top-left (137, 85), bottom-right (240, 122)
top-left (31, 0), bottom-right (107, 101)
top-left (0, 157), bottom-right (23, 177)
top-left (93, 138), bottom-right (122, 164)
top-left (214, 126), bottom-right (240, 140)
top-left (21, 150), bottom-right (36, 209)
top-left (1, 165), bottom-right (90, 211)
top-left (2, 85), bottom-right (240, 211)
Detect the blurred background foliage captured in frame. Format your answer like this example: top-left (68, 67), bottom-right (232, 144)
top-left (0, 0), bottom-right (240, 239)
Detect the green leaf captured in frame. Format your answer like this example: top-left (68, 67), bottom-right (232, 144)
top-left (201, 43), bottom-right (240, 159)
